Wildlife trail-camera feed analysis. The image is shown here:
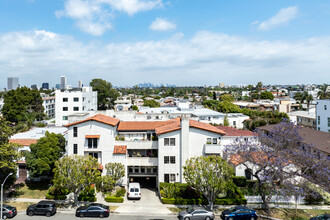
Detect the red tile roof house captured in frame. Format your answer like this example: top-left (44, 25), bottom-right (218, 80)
top-left (66, 114), bottom-right (246, 187)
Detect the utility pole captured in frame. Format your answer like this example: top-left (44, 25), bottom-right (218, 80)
top-left (1, 173), bottom-right (13, 220)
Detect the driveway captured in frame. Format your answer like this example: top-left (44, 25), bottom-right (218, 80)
top-left (115, 188), bottom-right (172, 215)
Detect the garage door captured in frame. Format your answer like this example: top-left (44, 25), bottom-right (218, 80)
top-left (129, 176), bottom-right (157, 189)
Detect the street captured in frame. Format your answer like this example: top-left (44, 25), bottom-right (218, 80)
top-left (13, 212), bottom-right (180, 220)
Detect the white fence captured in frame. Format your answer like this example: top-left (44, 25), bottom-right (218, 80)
top-left (245, 195), bottom-right (305, 204)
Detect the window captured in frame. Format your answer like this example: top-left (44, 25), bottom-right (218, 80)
top-left (141, 167), bottom-right (145, 173)
top-left (328, 117), bottom-right (330, 127)
top-left (207, 138), bottom-right (212, 144)
top-left (164, 156), bottom-right (169, 164)
top-left (170, 174), bottom-right (176, 182)
top-left (153, 167), bottom-right (157, 173)
top-left (73, 127), bottom-right (78, 137)
top-left (164, 138), bottom-right (175, 146)
top-left (63, 116), bottom-right (68, 120)
top-left (244, 138), bottom-right (249, 142)
top-left (63, 107), bottom-right (68, 111)
top-left (135, 167), bottom-right (139, 173)
top-left (325, 105), bottom-right (327, 110)
top-left (89, 152), bottom-right (98, 159)
top-left (207, 138), bottom-right (217, 144)
top-left (164, 174), bottom-right (169, 183)
top-left (73, 107), bottom-right (79, 111)
top-left (233, 121), bottom-right (236, 126)
top-left (73, 144), bottom-right (78, 154)
top-left (88, 138), bottom-right (98, 148)
top-left (73, 97), bottom-right (79, 102)
top-left (170, 156), bottom-right (176, 164)
top-left (213, 138), bottom-right (217, 144)
top-left (63, 97), bottom-right (68, 102)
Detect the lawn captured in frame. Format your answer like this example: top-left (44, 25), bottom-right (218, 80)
top-left (11, 181), bottom-right (49, 199)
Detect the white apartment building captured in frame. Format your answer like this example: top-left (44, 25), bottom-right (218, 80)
top-left (55, 87), bottom-right (97, 126)
top-left (66, 114), bottom-right (253, 188)
top-left (42, 96), bottom-right (55, 119)
top-left (316, 99), bottom-right (330, 132)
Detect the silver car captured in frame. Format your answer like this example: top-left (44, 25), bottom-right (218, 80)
top-left (178, 207), bottom-right (215, 220)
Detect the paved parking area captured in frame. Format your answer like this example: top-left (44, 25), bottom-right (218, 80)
top-left (13, 212), bottom-right (179, 220)
top-left (115, 188), bottom-right (172, 215)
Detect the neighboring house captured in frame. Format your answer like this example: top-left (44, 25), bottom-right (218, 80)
top-left (115, 96), bottom-right (132, 111)
top-left (42, 96), bottom-right (55, 119)
top-left (65, 114), bottom-right (230, 187)
top-left (133, 98), bottom-right (144, 107)
top-left (316, 99), bottom-right (330, 132)
top-left (259, 124), bottom-right (330, 160)
top-left (55, 87), bottom-right (97, 126)
top-left (288, 110), bottom-right (316, 129)
top-left (9, 127), bottom-right (68, 182)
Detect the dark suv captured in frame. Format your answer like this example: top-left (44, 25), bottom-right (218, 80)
top-left (26, 201), bottom-right (56, 217)
top-left (2, 204), bottom-right (17, 219)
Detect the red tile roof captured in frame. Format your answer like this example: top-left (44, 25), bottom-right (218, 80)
top-left (229, 152), bottom-right (290, 167)
top-left (113, 145), bottom-right (127, 154)
top-left (216, 126), bottom-right (255, 137)
top-left (9, 139), bottom-right (37, 146)
top-left (190, 120), bottom-right (226, 135)
top-left (117, 118), bottom-right (180, 131)
top-left (65, 114), bottom-right (120, 127)
top-left (85, 135), bottom-right (100, 139)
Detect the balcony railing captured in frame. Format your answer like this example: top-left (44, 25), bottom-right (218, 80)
top-left (127, 157), bottom-right (158, 166)
top-left (204, 144), bottom-right (223, 155)
top-left (114, 140), bottom-right (158, 149)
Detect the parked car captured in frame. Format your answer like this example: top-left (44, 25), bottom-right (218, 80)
top-left (75, 203), bottom-right (110, 218)
top-left (2, 204), bottom-right (17, 219)
top-left (127, 182), bottom-right (141, 199)
top-left (310, 213), bottom-right (330, 220)
top-left (26, 200), bottom-right (56, 217)
top-left (178, 206), bottom-right (215, 220)
top-left (221, 206), bottom-right (258, 220)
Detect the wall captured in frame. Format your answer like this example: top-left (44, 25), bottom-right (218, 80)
top-left (316, 100), bottom-right (330, 132)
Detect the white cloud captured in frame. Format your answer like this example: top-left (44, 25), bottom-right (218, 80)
top-left (258, 6), bottom-right (298, 31)
top-left (0, 30), bottom-right (329, 88)
top-left (56, 0), bottom-right (163, 35)
top-left (149, 18), bottom-right (176, 31)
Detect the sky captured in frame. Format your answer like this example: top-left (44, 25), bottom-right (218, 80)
top-left (0, 0), bottom-right (330, 88)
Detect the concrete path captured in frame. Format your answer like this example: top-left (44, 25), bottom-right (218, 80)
top-left (114, 188), bottom-right (173, 215)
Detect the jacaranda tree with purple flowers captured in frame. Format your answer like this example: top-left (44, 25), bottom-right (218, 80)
top-left (227, 119), bottom-right (330, 214)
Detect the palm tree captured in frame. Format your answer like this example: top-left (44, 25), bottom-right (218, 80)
top-left (256, 82), bottom-right (263, 101)
top-left (317, 84), bottom-right (329, 99)
top-left (306, 94), bottom-right (313, 110)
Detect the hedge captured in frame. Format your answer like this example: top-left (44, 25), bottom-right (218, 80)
top-left (45, 193), bottom-right (66, 200)
top-left (162, 197), bottom-right (246, 205)
top-left (105, 196), bottom-right (124, 203)
top-left (232, 176), bottom-right (247, 187)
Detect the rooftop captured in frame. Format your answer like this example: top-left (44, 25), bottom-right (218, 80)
top-left (65, 114), bottom-right (120, 127)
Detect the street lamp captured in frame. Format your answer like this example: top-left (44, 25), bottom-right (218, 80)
top-left (1, 173), bottom-right (13, 220)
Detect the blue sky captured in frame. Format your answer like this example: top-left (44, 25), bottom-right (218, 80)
top-left (0, 0), bottom-right (330, 88)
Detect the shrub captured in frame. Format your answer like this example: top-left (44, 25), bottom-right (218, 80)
top-left (115, 188), bottom-right (126, 197)
top-left (78, 186), bottom-right (96, 202)
top-left (115, 135), bottom-right (125, 141)
top-left (304, 189), bottom-right (324, 204)
top-left (161, 198), bottom-right (207, 205)
top-left (46, 186), bottom-right (69, 200)
top-left (215, 198), bottom-right (247, 205)
top-left (45, 193), bottom-right (66, 200)
top-left (105, 196), bottom-right (124, 203)
top-left (233, 176), bottom-right (247, 187)
top-left (34, 122), bottom-right (47, 127)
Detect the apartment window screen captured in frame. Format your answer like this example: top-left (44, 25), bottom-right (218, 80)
top-left (164, 156), bottom-right (169, 164)
top-left (74, 97), bottom-right (79, 102)
top-left (88, 138), bottom-right (98, 148)
top-left (63, 107), bottom-right (68, 111)
top-left (73, 127), bottom-right (78, 137)
top-left (170, 156), bottom-right (176, 164)
top-left (63, 98), bottom-right (68, 102)
top-left (170, 174), bottom-right (176, 182)
top-left (73, 144), bottom-right (78, 154)
top-left (164, 138), bottom-right (175, 146)
top-left (73, 107), bottom-right (79, 111)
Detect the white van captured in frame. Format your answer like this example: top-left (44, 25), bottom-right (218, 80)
top-left (127, 182), bottom-right (141, 199)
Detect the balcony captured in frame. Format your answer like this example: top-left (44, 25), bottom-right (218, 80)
top-left (114, 140), bottom-right (158, 149)
top-left (204, 144), bottom-right (223, 155)
top-left (127, 157), bottom-right (158, 166)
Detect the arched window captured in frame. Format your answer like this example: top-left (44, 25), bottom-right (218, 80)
top-left (245, 168), bottom-right (252, 180)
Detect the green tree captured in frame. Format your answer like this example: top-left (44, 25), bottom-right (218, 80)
top-left (317, 84), bottom-right (329, 99)
top-left (132, 105), bottom-right (138, 110)
top-left (256, 82), bottom-right (263, 100)
top-left (306, 94), bottom-right (313, 110)
top-left (101, 162), bottom-right (125, 192)
top-left (223, 115), bottom-right (229, 126)
top-left (217, 101), bottom-right (241, 113)
top-left (2, 87), bottom-right (44, 124)
top-left (25, 132), bottom-right (66, 178)
top-left (260, 91), bottom-right (274, 100)
top-left (183, 155), bottom-right (233, 210)
top-left (0, 117), bottom-right (19, 188)
top-left (219, 94), bottom-right (235, 102)
top-left (53, 155), bottom-right (101, 206)
top-left (90, 79), bottom-right (119, 110)
top-left (143, 99), bottom-right (160, 107)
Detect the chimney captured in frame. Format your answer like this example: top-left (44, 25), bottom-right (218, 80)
top-left (180, 114), bottom-right (189, 182)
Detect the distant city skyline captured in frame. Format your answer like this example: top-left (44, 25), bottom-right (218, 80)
top-left (0, 0), bottom-right (330, 89)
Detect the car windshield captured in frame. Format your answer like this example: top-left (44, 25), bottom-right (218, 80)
top-left (5, 205), bottom-right (14, 210)
top-left (187, 207), bottom-right (194, 214)
top-left (229, 207), bottom-right (238, 212)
